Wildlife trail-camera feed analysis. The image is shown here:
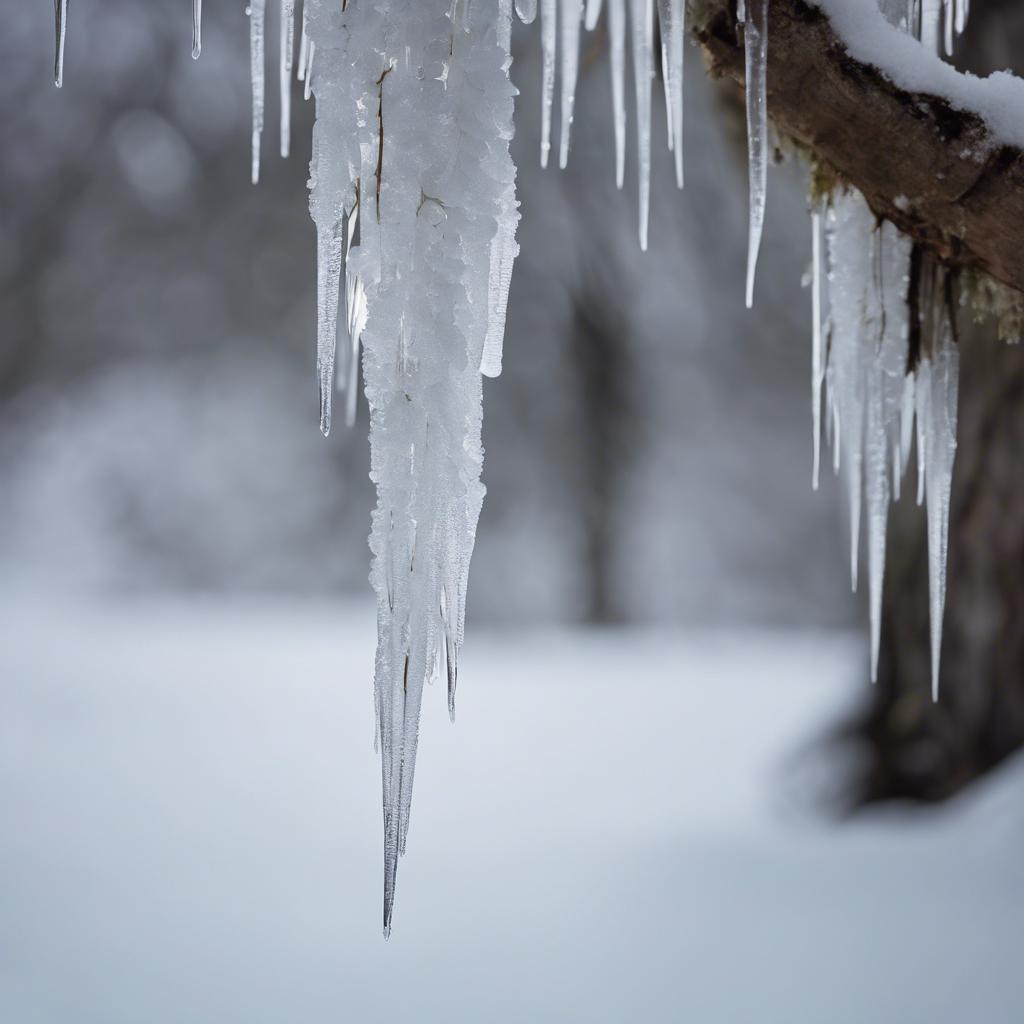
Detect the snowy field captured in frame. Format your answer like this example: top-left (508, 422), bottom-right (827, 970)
top-left (0, 599), bottom-right (1020, 1023)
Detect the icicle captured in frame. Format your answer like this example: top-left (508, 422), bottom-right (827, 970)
top-left (303, 42), bottom-right (315, 101)
top-left (302, 0), bottom-right (519, 936)
top-left (657, 0), bottom-right (685, 189)
top-left (540, 0), bottom-right (557, 168)
top-left (316, 217), bottom-right (344, 436)
top-left (248, 0), bottom-right (267, 185)
top-left (54, 0), bottom-right (69, 88)
top-left (483, 0), bottom-right (522, 378)
top-left (608, 0), bottom-right (627, 190)
top-left (558, 0), bottom-right (583, 169)
top-left (628, 0), bottom-right (653, 251)
top-left (743, 0), bottom-right (768, 308)
top-left (919, 285), bottom-right (959, 700)
top-left (811, 203), bottom-right (823, 490)
top-left (517, 0), bottom-right (538, 23)
top-left (585, 0), bottom-right (603, 29)
top-left (192, 0), bottom-right (203, 60)
top-left (298, 3), bottom-right (309, 80)
top-left (280, 0), bottom-right (296, 158)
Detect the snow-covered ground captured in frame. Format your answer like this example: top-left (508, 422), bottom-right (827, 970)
top-left (1, 599), bottom-right (1020, 1023)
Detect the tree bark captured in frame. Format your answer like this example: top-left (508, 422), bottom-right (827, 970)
top-left (690, 0), bottom-right (1024, 294)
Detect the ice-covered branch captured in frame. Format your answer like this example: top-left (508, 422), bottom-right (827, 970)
top-left (692, 0), bottom-right (1024, 295)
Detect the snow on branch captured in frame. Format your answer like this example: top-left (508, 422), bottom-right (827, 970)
top-left (692, 0), bottom-right (1024, 294)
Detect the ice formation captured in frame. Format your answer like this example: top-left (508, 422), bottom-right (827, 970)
top-left (301, 0), bottom-right (519, 935)
top-left (47, 0), bottom-right (987, 928)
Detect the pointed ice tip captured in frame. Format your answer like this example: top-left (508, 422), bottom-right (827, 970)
top-left (383, 920), bottom-right (392, 941)
top-left (319, 381), bottom-right (333, 436)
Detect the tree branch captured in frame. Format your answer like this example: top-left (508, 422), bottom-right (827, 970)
top-left (691, 0), bottom-right (1024, 294)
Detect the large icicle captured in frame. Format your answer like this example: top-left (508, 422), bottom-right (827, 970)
top-left (54, 0), bottom-right (69, 88)
top-left (743, 0), bottom-right (768, 308)
top-left (628, 0), bottom-right (653, 250)
top-left (558, 0), bottom-right (584, 169)
top-left (192, 0), bottom-right (202, 60)
top-left (248, 0), bottom-right (267, 185)
top-left (305, 0), bottom-right (518, 937)
top-left (280, 0), bottom-right (296, 158)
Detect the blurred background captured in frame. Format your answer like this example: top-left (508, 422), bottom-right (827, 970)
top-left (1, 4), bottom-right (1021, 1023)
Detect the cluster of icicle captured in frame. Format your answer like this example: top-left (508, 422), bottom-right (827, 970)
top-left (49, 0), bottom-right (971, 929)
top-left (811, 0), bottom-right (967, 699)
top-left (812, 194), bottom-right (958, 701)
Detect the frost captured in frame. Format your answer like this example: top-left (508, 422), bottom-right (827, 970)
top-left (304, 0), bottom-right (518, 935)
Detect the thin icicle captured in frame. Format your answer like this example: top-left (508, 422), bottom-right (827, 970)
top-left (558, 0), bottom-right (583, 169)
top-left (628, 0), bottom-right (653, 251)
top-left (280, 0), bottom-right (296, 158)
top-left (316, 217), bottom-right (345, 436)
top-left (298, 3), bottom-right (309, 80)
top-left (248, 0), bottom-right (267, 185)
top-left (303, 42), bottom-right (316, 101)
top-left (342, 202), bottom-right (367, 429)
top-left (608, 0), bottom-right (627, 189)
top-left (811, 204), bottom-right (823, 490)
top-left (657, 0), bottom-right (685, 188)
top-left (540, 0), bottom-right (557, 168)
top-left (516, 0), bottom-right (538, 23)
top-left (743, 0), bottom-right (768, 308)
top-left (192, 0), bottom-right (203, 60)
top-left (585, 0), bottom-right (604, 29)
top-left (54, 0), bottom-right (69, 88)
top-left (920, 298), bottom-right (959, 700)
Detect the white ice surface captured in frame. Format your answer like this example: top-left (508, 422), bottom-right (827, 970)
top-left (0, 599), bottom-right (1021, 1023)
